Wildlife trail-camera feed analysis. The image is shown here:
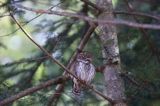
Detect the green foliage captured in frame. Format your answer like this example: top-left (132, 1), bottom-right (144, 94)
top-left (0, 0), bottom-right (160, 106)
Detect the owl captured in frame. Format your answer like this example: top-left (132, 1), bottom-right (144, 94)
top-left (72, 52), bottom-right (96, 96)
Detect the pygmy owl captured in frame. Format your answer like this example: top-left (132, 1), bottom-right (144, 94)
top-left (72, 51), bottom-right (96, 96)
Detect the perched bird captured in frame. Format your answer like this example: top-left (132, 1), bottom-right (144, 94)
top-left (72, 51), bottom-right (95, 96)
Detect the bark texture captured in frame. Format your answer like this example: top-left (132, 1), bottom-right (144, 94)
top-left (96, 0), bottom-right (127, 106)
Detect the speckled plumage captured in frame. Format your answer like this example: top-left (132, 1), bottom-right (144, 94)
top-left (72, 52), bottom-right (95, 95)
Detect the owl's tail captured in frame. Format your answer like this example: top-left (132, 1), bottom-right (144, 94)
top-left (72, 81), bottom-right (81, 96)
top-left (72, 81), bottom-right (84, 105)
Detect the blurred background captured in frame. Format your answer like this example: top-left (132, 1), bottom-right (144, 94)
top-left (0, 0), bottom-right (160, 106)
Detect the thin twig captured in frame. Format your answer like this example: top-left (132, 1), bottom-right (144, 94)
top-left (114, 11), bottom-right (160, 21)
top-left (124, 0), bottom-right (160, 63)
top-left (0, 3), bottom-right (62, 37)
top-left (1, 55), bottom-right (49, 67)
top-left (13, 4), bottom-right (160, 30)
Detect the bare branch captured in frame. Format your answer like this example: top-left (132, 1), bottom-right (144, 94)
top-left (0, 76), bottom-right (66, 106)
top-left (80, 1), bottom-right (158, 22)
top-left (114, 11), bottom-right (160, 21)
top-left (13, 4), bottom-right (160, 30)
top-left (124, 0), bottom-right (160, 63)
top-left (1, 55), bottom-right (49, 67)
top-left (0, 3), bottom-right (62, 37)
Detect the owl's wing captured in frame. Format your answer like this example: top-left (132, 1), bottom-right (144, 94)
top-left (86, 64), bottom-right (95, 83)
top-left (72, 62), bottom-right (82, 96)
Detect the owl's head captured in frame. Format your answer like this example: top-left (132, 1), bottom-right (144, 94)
top-left (77, 51), bottom-right (93, 63)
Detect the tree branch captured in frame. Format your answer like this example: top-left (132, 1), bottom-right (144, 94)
top-left (124, 0), bottom-right (160, 63)
top-left (12, 4), bottom-right (160, 30)
top-left (0, 76), bottom-right (66, 106)
top-left (1, 55), bottom-right (49, 67)
top-left (114, 11), bottom-right (160, 21)
top-left (0, 3), bottom-right (62, 37)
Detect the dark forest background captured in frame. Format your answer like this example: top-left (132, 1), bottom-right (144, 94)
top-left (0, 0), bottom-right (160, 106)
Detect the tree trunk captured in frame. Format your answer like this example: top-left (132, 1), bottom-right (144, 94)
top-left (96, 0), bottom-right (127, 106)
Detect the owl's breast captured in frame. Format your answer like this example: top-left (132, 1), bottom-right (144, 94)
top-left (75, 62), bottom-right (95, 82)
